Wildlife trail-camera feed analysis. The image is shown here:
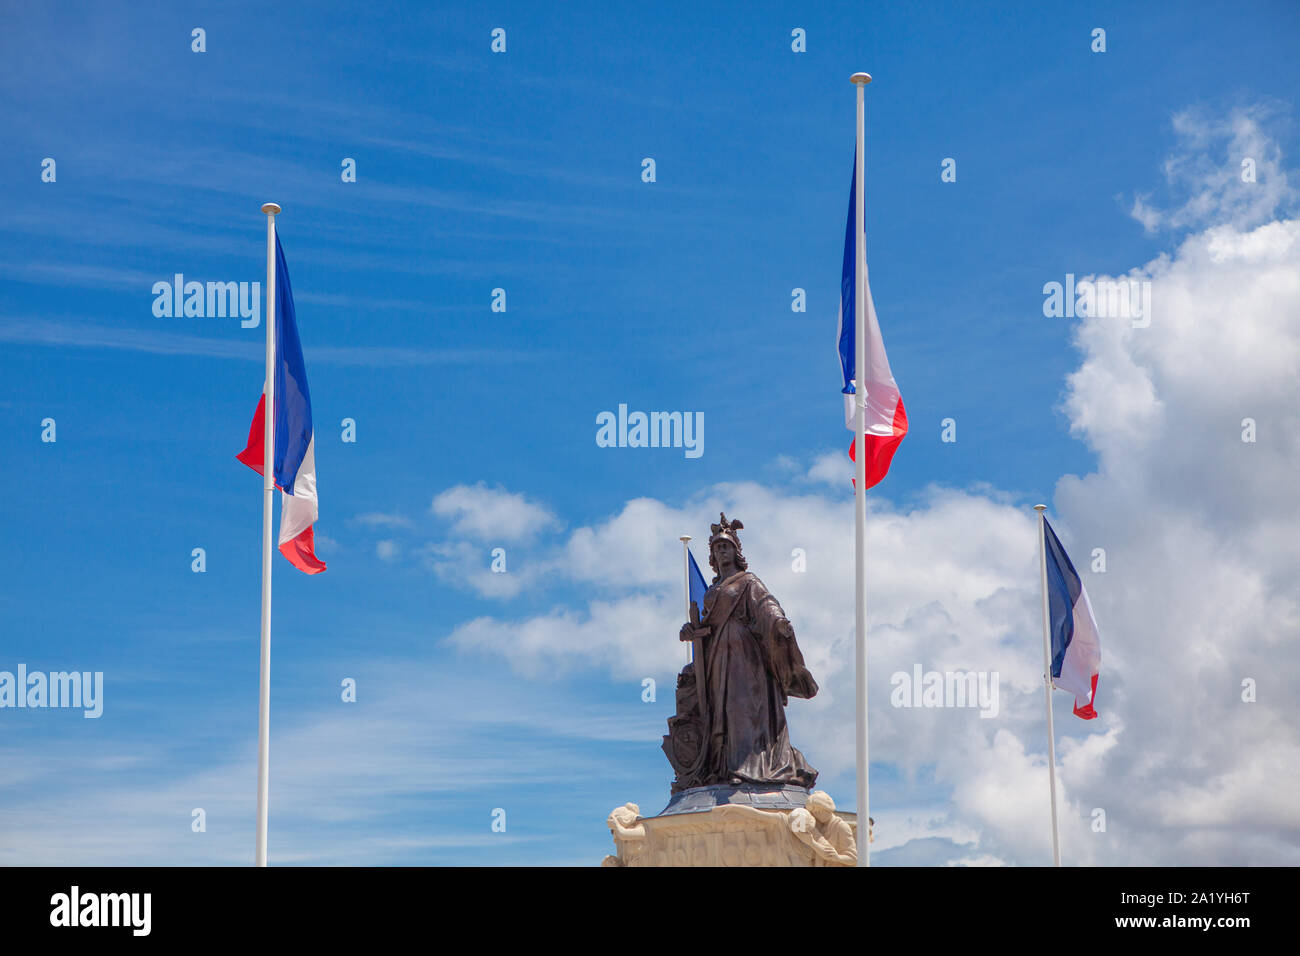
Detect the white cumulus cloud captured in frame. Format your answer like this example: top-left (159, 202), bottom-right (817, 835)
top-left (430, 482), bottom-right (560, 542)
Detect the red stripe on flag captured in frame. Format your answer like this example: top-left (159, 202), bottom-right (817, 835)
top-left (1072, 673), bottom-right (1099, 720)
top-left (849, 398), bottom-right (908, 490)
top-left (237, 394), bottom-right (267, 477)
top-left (280, 526), bottom-right (327, 574)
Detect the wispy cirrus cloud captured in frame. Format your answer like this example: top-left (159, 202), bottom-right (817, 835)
top-left (0, 317), bottom-right (545, 366)
top-left (350, 512), bottom-right (414, 529)
top-left (0, 659), bottom-right (653, 865)
top-left (1129, 103), bottom-right (1297, 234)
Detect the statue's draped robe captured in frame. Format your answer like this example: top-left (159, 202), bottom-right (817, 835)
top-left (699, 571), bottom-right (819, 788)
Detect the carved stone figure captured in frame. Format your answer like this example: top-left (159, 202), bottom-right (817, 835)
top-left (601, 803), bottom-right (647, 867)
top-left (788, 791), bottom-right (857, 866)
top-left (662, 514), bottom-right (819, 792)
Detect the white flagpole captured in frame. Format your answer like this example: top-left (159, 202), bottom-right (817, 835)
top-left (255, 202), bottom-right (280, 867)
top-left (679, 534), bottom-right (693, 666)
top-left (851, 71), bottom-right (872, 868)
top-left (1034, 503), bottom-right (1062, 866)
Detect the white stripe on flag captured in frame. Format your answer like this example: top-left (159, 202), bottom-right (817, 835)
top-left (278, 436), bottom-right (319, 546)
top-left (843, 261), bottom-right (902, 434)
top-left (1056, 586), bottom-right (1101, 707)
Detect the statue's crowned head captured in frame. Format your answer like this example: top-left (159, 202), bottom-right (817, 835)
top-left (707, 512), bottom-right (748, 579)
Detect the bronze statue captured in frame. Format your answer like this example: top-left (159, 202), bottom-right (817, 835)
top-left (662, 514), bottom-right (819, 793)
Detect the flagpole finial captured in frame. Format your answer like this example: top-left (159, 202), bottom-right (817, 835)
top-left (850, 72), bottom-right (872, 85)
top-left (1034, 504), bottom-right (1047, 512)
top-left (261, 203), bottom-right (281, 216)
top-left (680, 534), bottom-right (691, 542)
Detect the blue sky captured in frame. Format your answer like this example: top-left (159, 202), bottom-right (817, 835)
top-left (3, 0), bottom-right (1300, 866)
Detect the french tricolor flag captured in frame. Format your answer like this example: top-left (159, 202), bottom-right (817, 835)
top-left (237, 235), bottom-right (326, 574)
top-left (1043, 519), bottom-right (1100, 719)
top-left (837, 148), bottom-right (907, 488)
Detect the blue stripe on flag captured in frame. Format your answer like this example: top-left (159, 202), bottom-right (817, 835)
top-left (1044, 518), bottom-right (1083, 680)
top-left (838, 148), bottom-right (857, 398)
top-left (272, 234), bottom-right (313, 494)
top-left (688, 548), bottom-right (709, 617)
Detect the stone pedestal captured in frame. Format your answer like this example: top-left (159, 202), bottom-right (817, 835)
top-left (603, 787), bottom-right (861, 867)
